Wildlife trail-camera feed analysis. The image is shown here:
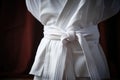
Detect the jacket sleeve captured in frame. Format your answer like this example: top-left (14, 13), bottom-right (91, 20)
top-left (70, 0), bottom-right (120, 27)
top-left (25, 0), bottom-right (41, 21)
top-left (80, 0), bottom-right (119, 26)
top-left (101, 0), bottom-right (120, 22)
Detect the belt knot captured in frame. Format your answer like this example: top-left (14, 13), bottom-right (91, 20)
top-left (61, 31), bottom-right (76, 44)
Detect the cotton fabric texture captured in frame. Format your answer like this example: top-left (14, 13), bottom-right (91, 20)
top-left (26, 0), bottom-right (120, 80)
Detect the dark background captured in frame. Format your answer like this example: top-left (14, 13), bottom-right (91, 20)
top-left (0, 0), bottom-right (120, 79)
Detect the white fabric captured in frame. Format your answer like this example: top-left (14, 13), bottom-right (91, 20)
top-left (26, 0), bottom-right (120, 80)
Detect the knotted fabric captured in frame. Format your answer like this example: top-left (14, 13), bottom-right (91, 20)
top-left (44, 26), bottom-right (101, 80)
top-left (61, 31), bottom-right (76, 45)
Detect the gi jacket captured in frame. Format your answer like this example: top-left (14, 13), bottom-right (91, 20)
top-left (26, 0), bottom-right (120, 80)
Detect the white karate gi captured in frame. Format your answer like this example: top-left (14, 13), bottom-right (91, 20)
top-left (26, 0), bottom-right (120, 80)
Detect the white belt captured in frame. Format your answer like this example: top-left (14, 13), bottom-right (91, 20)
top-left (44, 27), bottom-right (100, 80)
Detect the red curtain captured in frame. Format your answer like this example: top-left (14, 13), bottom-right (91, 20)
top-left (0, 0), bottom-right (120, 79)
top-left (99, 12), bottom-right (120, 79)
top-left (0, 0), bottom-right (43, 78)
